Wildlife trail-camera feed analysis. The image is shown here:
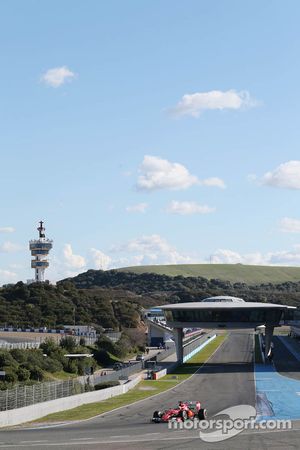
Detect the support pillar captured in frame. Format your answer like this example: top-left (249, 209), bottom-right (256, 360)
top-left (264, 325), bottom-right (274, 362)
top-left (173, 327), bottom-right (184, 363)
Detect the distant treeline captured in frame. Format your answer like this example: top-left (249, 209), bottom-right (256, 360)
top-left (1, 269), bottom-right (300, 329)
top-left (63, 269), bottom-right (300, 307)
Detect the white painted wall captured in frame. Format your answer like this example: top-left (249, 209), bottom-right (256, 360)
top-left (0, 375), bottom-right (142, 428)
top-left (183, 334), bottom-right (216, 363)
top-left (153, 369), bottom-right (167, 380)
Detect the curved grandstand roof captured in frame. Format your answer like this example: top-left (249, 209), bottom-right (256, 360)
top-left (201, 296), bottom-right (245, 303)
top-left (160, 302), bottom-right (296, 310)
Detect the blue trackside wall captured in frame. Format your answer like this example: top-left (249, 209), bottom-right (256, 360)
top-left (183, 334), bottom-right (216, 363)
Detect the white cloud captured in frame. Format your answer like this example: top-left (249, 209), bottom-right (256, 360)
top-left (136, 156), bottom-right (225, 192)
top-left (268, 245), bottom-right (300, 265)
top-left (0, 269), bottom-right (17, 284)
top-left (0, 241), bottom-right (22, 253)
top-left (126, 203), bottom-right (148, 213)
top-left (166, 201), bottom-right (215, 215)
top-left (63, 244), bottom-right (86, 269)
top-left (89, 248), bottom-right (112, 270)
top-left (210, 249), bottom-right (266, 265)
top-left (136, 155), bottom-right (199, 191)
top-left (199, 177), bottom-right (226, 189)
top-left (41, 66), bottom-right (75, 88)
top-left (210, 245), bottom-right (300, 266)
top-left (262, 161), bottom-right (300, 189)
top-left (280, 217), bottom-right (300, 234)
top-left (111, 234), bottom-right (194, 265)
top-left (0, 227), bottom-right (15, 233)
top-left (170, 90), bottom-right (258, 118)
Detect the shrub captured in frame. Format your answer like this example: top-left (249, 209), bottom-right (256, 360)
top-left (64, 359), bottom-right (78, 374)
top-left (60, 336), bottom-right (77, 353)
top-left (42, 357), bottom-right (63, 373)
top-left (10, 349), bottom-right (26, 364)
top-left (4, 369), bottom-right (18, 383)
top-left (95, 336), bottom-right (116, 354)
top-left (79, 337), bottom-right (86, 346)
top-left (17, 367), bottom-right (30, 382)
top-left (93, 349), bottom-right (111, 366)
top-left (28, 366), bottom-right (44, 381)
top-left (0, 351), bottom-right (18, 370)
top-left (40, 338), bottom-right (59, 356)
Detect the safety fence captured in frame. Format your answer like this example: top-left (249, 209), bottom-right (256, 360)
top-left (0, 378), bottom-right (86, 411)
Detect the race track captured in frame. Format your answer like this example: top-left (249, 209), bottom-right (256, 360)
top-left (1, 332), bottom-right (300, 449)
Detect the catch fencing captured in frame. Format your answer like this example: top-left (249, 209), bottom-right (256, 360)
top-left (0, 378), bottom-right (86, 411)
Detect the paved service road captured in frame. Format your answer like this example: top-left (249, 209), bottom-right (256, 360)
top-left (1, 332), bottom-right (300, 449)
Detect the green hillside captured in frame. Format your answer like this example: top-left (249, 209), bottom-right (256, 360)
top-left (117, 264), bottom-right (300, 284)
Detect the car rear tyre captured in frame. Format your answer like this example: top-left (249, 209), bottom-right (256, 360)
top-left (198, 408), bottom-right (208, 420)
top-left (178, 410), bottom-right (188, 421)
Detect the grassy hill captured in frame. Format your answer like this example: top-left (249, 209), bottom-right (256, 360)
top-left (117, 264), bottom-right (300, 284)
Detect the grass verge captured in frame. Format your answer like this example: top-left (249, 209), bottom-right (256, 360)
top-left (34, 334), bottom-right (226, 423)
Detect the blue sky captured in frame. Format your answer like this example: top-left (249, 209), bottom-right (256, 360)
top-left (1, 0), bottom-right (300, 284)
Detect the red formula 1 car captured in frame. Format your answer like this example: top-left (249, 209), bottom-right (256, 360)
top-left (152, 401), bottom-right (208, 423)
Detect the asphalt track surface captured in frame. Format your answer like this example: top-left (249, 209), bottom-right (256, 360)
top-left (1, 332), bottom-right (300, 449)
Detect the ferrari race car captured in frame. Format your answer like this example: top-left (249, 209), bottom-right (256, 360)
top-left (152, 401), bottom-right (208, 423)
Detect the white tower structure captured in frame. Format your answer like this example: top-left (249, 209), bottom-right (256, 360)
top-left (29, 221), bottom-right (53, 282)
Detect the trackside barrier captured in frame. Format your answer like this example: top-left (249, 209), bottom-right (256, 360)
top-left (0, 375), bottom-right (142, 428)
top-left (82, 361), bottom-right (143, 386)
top-left (183, 334), bottom-right (217, 363)
top-left (152, 369), bottom-right (167, 380)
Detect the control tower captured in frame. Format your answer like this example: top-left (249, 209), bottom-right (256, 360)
top-left (29, 221), bottom-right (53, 282)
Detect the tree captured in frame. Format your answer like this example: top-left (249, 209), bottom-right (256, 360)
top-left (60, 336), bottom-right (77, 353)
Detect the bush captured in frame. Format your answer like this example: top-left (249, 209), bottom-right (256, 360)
top-left (94, 349), bottom-right (111, 366)
top-left (42, 357), bottom-right (63, 373)
top-left (17, 366), bottom-right (30, 382)
top-left (28, 366), bottom-right (44, 381)
top-left (4, 368), bottom-right (18, 383)
top-left (60, 336), bottom-right (77, 353)
top-left (10, 349), bottom-right (26, 364)
top-left (64, 359), bottom-right (78, 374)
top-left (94, 381), bottom-right (120, 390)
top-left (95, 336), bottom-right (116, 354)
top-left (40, 338), bottom-right (59, 356)
top-left (79, 337), bottom-right (86, 346)
top-left (0, 351), bottom-right (18, 370)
